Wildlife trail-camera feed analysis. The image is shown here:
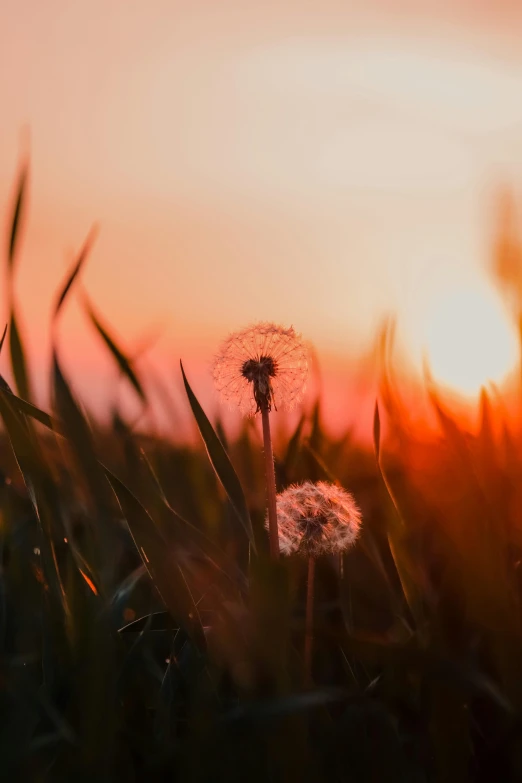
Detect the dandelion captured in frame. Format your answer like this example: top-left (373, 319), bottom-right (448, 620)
top-left (212, 323), bottom-right (308, 558)
top-left (274, 481), bottom-right (361, 556)
top-left (212, 322), bottom-right (308, 416)
top-left (267, 481), bottom-right (361, 682)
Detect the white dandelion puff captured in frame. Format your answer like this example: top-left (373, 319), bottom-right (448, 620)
top-left (269, 481), bottom-right (362, 682)
top-left (269, 481), bottom-right (362, 558)
top-left (212, 322), bottom-right (308, 416)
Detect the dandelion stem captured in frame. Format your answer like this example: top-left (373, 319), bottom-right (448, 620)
top-left (304, 555), bottom-right (315, 685)
top-left (261, 405), bottom-right (279, 559)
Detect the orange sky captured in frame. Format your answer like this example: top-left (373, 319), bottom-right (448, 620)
top-left (2, 0), bottom-right (522, 436)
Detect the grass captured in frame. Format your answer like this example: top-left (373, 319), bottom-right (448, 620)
top-left (2, 163), bottom-right (522, 781)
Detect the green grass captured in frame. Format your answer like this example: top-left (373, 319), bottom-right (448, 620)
top-left (2, 162), bottom-right (522, 782)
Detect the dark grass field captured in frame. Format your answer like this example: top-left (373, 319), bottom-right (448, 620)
top-left (3, 164), bottom-right (522, 782)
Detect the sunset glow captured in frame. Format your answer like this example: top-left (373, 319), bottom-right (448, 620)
top-left (421, 285), bottom-right (518, 396)
top-left (1, 2), bottom-right (522, 433)
top-left (6, 6), bottom-right (522, 778)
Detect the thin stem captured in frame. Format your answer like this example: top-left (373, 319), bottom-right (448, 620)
top-left (304, 555), bottom-right (316, 685)
top-left (261, 405), bottom-right (279, 559)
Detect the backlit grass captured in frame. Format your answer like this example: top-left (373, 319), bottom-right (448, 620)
top-left (2, 162), bottom-right (522, 782)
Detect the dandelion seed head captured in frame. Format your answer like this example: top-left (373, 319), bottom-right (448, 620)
top-left (268, 481), bottom-right (362, 557)
top-left (212, 322), bottom-right (308, 415)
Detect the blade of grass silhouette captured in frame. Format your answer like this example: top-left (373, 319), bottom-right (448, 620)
top-left (0, 382), bottom-right (56, 430)
top-left (0, 381), bottom-right (247, 615)
top-left (106, 470), bottom-right (206, 652)
top-left (118, 610), bottom-right (172, 634)
top-left (53, 226), bottom-right (98, 320)
top-left (137, 445), bottom-right (247, 586)
top-left (6, 154), bottom-right (33, 402)
top-left (373, 401), bottom-right (427, 628)
top-left (0, 388), bottom-right (68, 617)
top-left (52, 352), bottom-right (109, 501)
top-left (7, 156), bottom-right (28, 272)
top-left (0, 324), bottom-right (7, 355)
top-left (83, 295), bottom-right (146, 404)
top-left (180, 360), bottom-right (256, 552)
top-left (49, 228), bottom-right (106, 581)
top-left (9, 313), bottom-right (32, 402)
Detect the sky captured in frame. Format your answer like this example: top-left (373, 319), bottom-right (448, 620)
top-left (2, 0), bottom-right (522, 434)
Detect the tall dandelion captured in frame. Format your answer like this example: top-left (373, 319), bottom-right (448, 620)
top-left (212, 323), bottom-right (308, 558)
top-left (267, 481), bottom-right (361, 682)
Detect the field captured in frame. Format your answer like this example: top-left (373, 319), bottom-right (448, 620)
top-left (2, 166), bottom-right (522, 782)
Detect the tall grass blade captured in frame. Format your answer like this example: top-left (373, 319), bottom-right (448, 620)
top-left (53, 227), bottom-right (98, 318)
top-left (180, 360), bottom-right (256, 551)
top-left (106, 470), bottom-right (206, 652)
top-left (7, 160), bottom-right (28, 270)
top-left (0, 385), bottom-right (56, 431)
top-left (83, 296), bottom-right (146, 403)
top-left (373, 400), bottom-right (381, 461)
top-left (373, 400), bottom-right (425, 626)
top-left (0, 323), bottom-right (8, 354)
top-left (0, 389), bottom-right (68, 617)
top-left (52, 353), bottom-right (107, 502)
top-left (9, 312), bottom-right (32, 402)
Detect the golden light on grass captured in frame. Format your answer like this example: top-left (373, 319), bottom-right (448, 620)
top-left (421, 284), bottom-right (518, 397)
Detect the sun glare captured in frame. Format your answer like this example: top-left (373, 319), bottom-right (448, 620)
top-left (422, 285), bottom-right (518, 396)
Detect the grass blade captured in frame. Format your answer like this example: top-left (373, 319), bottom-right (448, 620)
top-left (180, 360), bottom-right (255, 551)
top-left (9, 311), bottom-right (32, 401)
top-left (106, 470), bottom-right (206, 652)
top-left (54, 227), bottom-right (98, 318)
top-left (0, 383), bottom-right (56, 430)
top-left (373, 400), bottom-right (426, 626)
top-left (0, 323), bottom-right (8, 355)
top-left (373, 400), bottom-right (381, 461)
top-left (83, 296), bottom-right (146, 403)
top-left (7, 159), bottom-right (28, 270)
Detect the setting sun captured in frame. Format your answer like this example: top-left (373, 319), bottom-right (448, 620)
top-left (422, 285), bottom-right (518, 396)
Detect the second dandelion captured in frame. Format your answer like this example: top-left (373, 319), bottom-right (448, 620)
top-left (268, 481), bottom-right (362, 683)
top-left (212, 322), bottom-right (308, 557)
